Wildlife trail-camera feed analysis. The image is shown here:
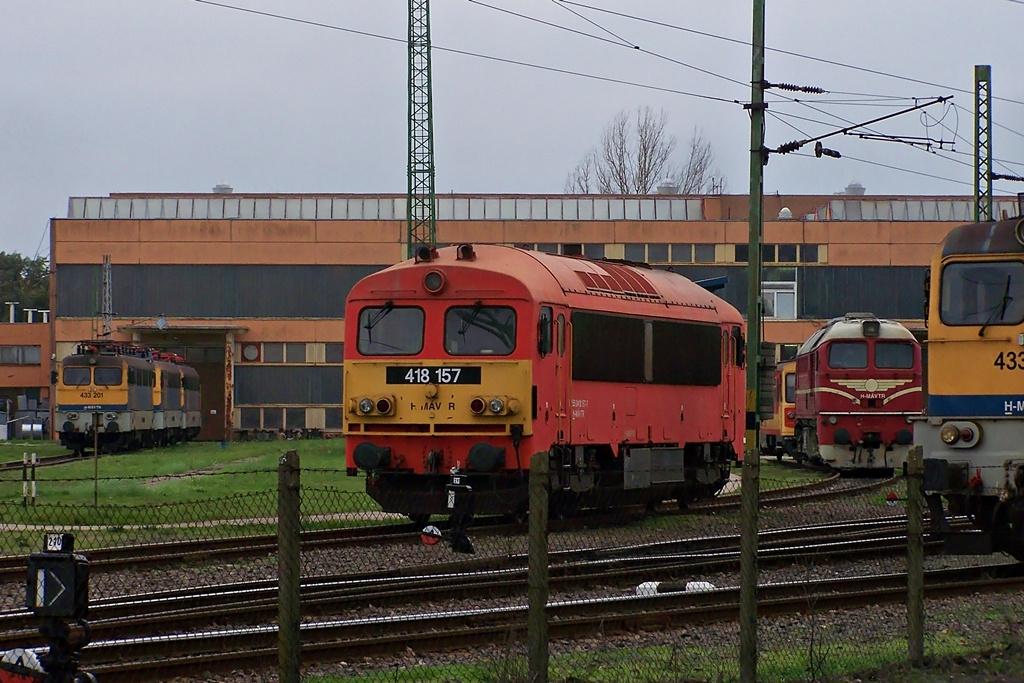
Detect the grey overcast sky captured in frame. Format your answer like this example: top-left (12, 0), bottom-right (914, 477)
top-left (1, 0), bottom-right (1022, 257)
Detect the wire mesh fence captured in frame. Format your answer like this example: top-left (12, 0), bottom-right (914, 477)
top-left (0, 445), bottom-right (1020, 682)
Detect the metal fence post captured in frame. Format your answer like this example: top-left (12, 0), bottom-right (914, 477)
top-left (907, 445), bottom-right (924, 667)
top-left (278, 449), bottom-right (301, 683)
top-left (527, 452), bottom-right (549, 683)
top-left (739, 450), bottom-right (760, 683)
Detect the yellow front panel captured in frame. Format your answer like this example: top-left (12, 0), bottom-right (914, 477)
top-left (344, 360), bottom-right (533, 435)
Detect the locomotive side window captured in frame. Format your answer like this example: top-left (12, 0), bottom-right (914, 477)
top-left (62, 367), bottom-right (91, 386)
top-left (357, 305), bottom-right (425, 356)
top-left (784, 372), bottom-right (796, 403)
top-left (94, 367), bottom-right (123, 386)
top-left (445, 305), bottom-right (516, 356)
top-left (875, 342), bottom-right (915, 369)
top-left (572, 312), bottom-right (645, 382)
top-left (939, 261), bottom-right (1024, 326)
top-left (538, 306), bottom-right (553, 356)
top-left (652, 320), bottom-right (721, 385)
top-left (828, 342), bottom-right (867, 369)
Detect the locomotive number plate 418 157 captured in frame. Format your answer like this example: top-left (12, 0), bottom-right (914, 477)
top-left (386, 366), bottom-right (482, 384)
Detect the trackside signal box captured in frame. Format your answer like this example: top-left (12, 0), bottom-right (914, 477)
top-left (25, 534), bottom-right (89, 620)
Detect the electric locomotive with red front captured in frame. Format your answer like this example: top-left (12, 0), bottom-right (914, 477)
top-left (343, 244), bottom-right (745, 521)
top-left (792, 313), bottom-right (923, 472)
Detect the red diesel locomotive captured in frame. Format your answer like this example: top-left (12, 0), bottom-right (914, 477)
top-left (792, 313), bottom-right (923, 472)
top-left (343, 244), bottom-right (745, 521)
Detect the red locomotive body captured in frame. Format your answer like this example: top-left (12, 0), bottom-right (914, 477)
top-left (793, 313), bottom-right (923, 471)
top-left (343, 244), bottom-right (745, 520)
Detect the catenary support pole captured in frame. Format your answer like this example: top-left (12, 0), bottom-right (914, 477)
top-left (740, 0), bottom-right (766, 680)
top-left (278, 450), bottom-right (301, 683)
top-left (907, 445), bottom-right (925, 666)
top-left (527, 452), bottom-right (549, 683)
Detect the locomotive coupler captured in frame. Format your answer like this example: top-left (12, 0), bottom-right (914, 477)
top-left (446, 466), bottom-right (475, 554)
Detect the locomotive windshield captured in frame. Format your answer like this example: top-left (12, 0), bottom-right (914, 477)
top-left (357, 305), bottom-right (424, 356)
top-left (875, 342), bottom-right (915, 369)
top-left (94, 368), bottom-right (123, 386)
top-left (828, 342), bottom-right (867, 369)
top-left (445, 305), bottom-right (516, 356)
top-left (940, 261), bottom-right (1024, 327)
top-left (62, 367), bottom-right (91, 386)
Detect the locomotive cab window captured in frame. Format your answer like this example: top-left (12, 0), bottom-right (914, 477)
top-left (784, 372), bottom-right (796, 403)
top-left (357, 305), bottom-right (425, 356)
top-left (828, 342), bottom-right (867, 369)
top-left (445, 305), bottom-right (516, 356)
top-left (94, 367), bottom-right (123, 386)
top-left (940, 261), bottom-right (1024, 327)
top-left (62, 367), bottom-right (91, 386)
top-left (875, 342), bottom-right (915, 369)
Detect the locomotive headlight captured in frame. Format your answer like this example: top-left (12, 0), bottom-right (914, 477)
top-left (786, 411), bottom-right (796, 420)
top-left (358, 398), bottom-right (374, 415)
top-left (506, 398), bottom-right (521, 415)
top-left (940, 423), bottom-right (961, 445)
top-left (470, 398), bottom-right (486, 415)
top-left (105, 412), bottom-right (118, 421)
top-left (828, 415), bottom-right (838, 425)
top-left (488, 397), bottom-right (505, 414)
top-left (67, 411), bottom-right (79, 421)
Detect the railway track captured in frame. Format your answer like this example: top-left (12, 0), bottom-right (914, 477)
top-left (0, 517), bottom-right (961, 645)
top-left (0, 472), bottom-right (888, 584)
top-left (27, 563), bottom-right (1024, 683)
top-left (0, 452), bottom-right (79, 473)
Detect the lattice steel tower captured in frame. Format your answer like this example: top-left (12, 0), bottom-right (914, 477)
top-left (101, 254), bottom-right (113, 338)
top-left (974, 65), bottom-right (992, 222)
top-left (408, 0), bottom-right (437, 256)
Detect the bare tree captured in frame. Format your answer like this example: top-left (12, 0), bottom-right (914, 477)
top-left (564, 107), bottom-right (724, 195)
top-left (674, 127), bottom-right (725, 194)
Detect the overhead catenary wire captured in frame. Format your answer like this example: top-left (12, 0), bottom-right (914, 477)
top-left (557, 0), bottom-right (1024, 109)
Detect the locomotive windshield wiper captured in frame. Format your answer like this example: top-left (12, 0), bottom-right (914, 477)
top-left (363, 301), bottom-right (394, 333)
top-left (978, 276), bottom-right (1012, 337)
top-left (457, 301), bottom-right (484, 337)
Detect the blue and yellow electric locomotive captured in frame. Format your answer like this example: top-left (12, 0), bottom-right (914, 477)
top-left (56, 341), bottom-right (201, 455)
top-left (917, 217), bottom-right (1024, 560)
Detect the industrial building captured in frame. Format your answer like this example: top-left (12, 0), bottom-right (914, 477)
top-left (8, 190), bottom-right (1017, 441)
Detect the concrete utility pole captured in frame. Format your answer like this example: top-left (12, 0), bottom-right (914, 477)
top-left (739, 0), bottom-right (765, 680)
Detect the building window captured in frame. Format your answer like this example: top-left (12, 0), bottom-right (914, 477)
top-left (285, 408), bottom-right (306, 429)
top-left (325, 343), bottom-right (345, 363)
top-left (263, 408), bottom-right (283, 429)
top-left (764, 281), bottom-right (797, 319)
top-left (624, 244), bottom-right (645, 261)
top-left (762, 244), bottom-right (777, 262)
top-left (285, 343), bottom-right (306, 363)
top-left (671, 244), bottom-right (692, 263)
top-left (325, 408), bottom-right (343, 429)
top-left (584, 243), bottom-right (605, 259)
top-left (778, 344), bottom-right (799, 361)
top-left (800, 244), bottom-right (819, 263)
top-left (537, 243), bottom-right (558, 254)
top-left (240, 408), bottom-right (260, 429)
top-left (262, 343), bottom-right (284, 363)
top-left (734, 244), bottom-right (749, 263)
top-left (561, 243), bottom-right (583, 256)
top-left (694, 244), bottom-right (716, 263)
top-left (777, 244), bottom-right (798, 263)
top-left (647, 244), bottom-right (669, 263)
top-left (0, 346), bottom-right (41, 365)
